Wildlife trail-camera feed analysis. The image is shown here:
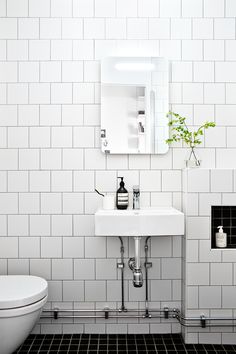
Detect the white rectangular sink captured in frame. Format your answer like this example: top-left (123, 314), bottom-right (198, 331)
top-left (95, 207), bottom-right (184, 237)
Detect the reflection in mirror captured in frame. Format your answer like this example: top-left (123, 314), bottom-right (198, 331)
top-left (101, 57), bottom-right (169, 155)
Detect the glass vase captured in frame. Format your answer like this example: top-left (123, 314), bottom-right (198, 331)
top-left (185, 147), bottom-right (201, 168)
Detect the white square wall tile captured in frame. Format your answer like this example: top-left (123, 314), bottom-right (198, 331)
top-left (96, 259), bottom-right (117, 280)
top-left (30, 171), bottom-right (50, 192)
top-left (85, 237), bottom-right (106, 258)
top-left (95, 170), bottom-right (116, 193)
top-left (172, 62), bottom-right (192, 82)
top-left (52, 259), bottom-right (73, 280)
top-left (73, 0), bottom-right (93, 17)
top-left (148, 18), bottom-right (170, 39)
top-left (8, 215), bottom-right (28, 236)
top-left (171, 19), bottom-right (191, 39)
top-left (40, 191), bottom-right (60, 215)
top-left (52, 171), bottom-right (72, 192)
top-left (183, 83), bottom-right (203, 104)
top-left (199, 193), bottom-right (221, 216)
top-left (19, 193), bottom-right (40, 214)
top-left (182, 41), bottom-right (203, 61)
top-left (193, 19), bottom-right (213, 39)
top-left (106, 18), bottom-right (126, 39)
top-left (19, 237), bottom-right (40, 258)
top-left (74, 215), bottom-right (95, 236)
top-left (138, 0), bottom-right (159, 17)
top-left (199, 286), bottom-right (221, 308)
top-left (204, 83), bottom-right (225, 104)
top-left (204, 0), bottom-right (224, 17)
top-left (0, 193), bottom-right (18, 214)
top-left (51, 0), bottom-right (72, 17)
top-left (62, 193), bottom-right (83, 214)
top-left (63, 281), bottom-right (84, 301)
top-left (186, 169), bottom-right (210, 192)
top-left (187, 217), bottom-right (210, 239)
top-left (62, 19), bottom-right (83, 39)
top-left (30, 259), bottom-right (51, 279)
top-left (41, 149), bottom-right (62, 170)
top-left (74, 171), bottom-right (94, 192)
top-left (160, 0), bottom-right (181, 17)
top-left (63, 237), bottom-right (84, 258)
top-left (127, 19), bottom-right (148, 40)
top-left (62, 149), bottom-right (83, 170)
top-left (8, 171), bottom-right (28, 192)
top-left (52, 215), bottom-right (72, 237)
top-left (29, 0), bottom-right (50, 16)
top-left (162, 170), bottom-right (181, 192)
top-left (211, 263), bottom-right (233, 285)
top-left (40, 19), bottom-right (61, 39)
top-left (30, 215), bottom-right (50, 236)
top-left (74, 259), bottom-right (95, 280)
top-left (0, 237), bottom-right (18, 258)
top-left (182, 0), bottom-right (203, 17)
top-left (211, 169), bottom-right (233, 192)
top-left (187, 263), bottom-right (209, 285)
top-left (41, 237), bottom-right (62, 258)
top-left (222, 287), bottom-right (236, 308)
top-left (19, 19), bottom-right (39, 39)
top-left (194, 62), bottom-right (214, 82)
top-left (95, 0), bottom-right (116, 17)
top-left (52, 127), bottom-right (72, 148)
top-left (117, 0), bottom-right (137, 17)
top-left (214, 19), bottom-right (235, 39)
top-left (85, 281), bottom-right (106, 301)
top-left (73, 127), bottom-right (94, 148)
top-left (161, 258), bottom-right (181, 279)
top-left (84, 19), bottom-right (105, 39)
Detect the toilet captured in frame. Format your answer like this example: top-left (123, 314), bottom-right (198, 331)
top-left (0, 275), bottom-right (48, 354)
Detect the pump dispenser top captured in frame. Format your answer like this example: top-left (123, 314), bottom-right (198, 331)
top-left (116, 177), bottom-right (129, 210)
top-left (217, 226), bottom-right (224, 233)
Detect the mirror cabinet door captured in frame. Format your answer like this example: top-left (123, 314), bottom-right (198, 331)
top-left (101, 57), bottom-right (169, 155)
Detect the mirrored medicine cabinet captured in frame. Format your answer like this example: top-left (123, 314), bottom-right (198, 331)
top-left (101, 57), bottom-right (169, 155)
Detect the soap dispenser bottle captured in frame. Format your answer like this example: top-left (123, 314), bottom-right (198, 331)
top-left (116, 177), bottom-right (129, 210)
top-left (215, 225), bottom-right (227, 248)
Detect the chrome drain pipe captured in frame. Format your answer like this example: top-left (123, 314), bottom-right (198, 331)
top-left (129, 236), bottom-right (143, 288)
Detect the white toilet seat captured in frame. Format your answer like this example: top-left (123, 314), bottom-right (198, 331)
top-left (0, 275), bottom-right (48, 318)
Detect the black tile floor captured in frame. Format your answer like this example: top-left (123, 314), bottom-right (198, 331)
top-left (14, 333), bottom-right (236, 354)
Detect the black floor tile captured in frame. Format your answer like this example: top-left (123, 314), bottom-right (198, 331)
top-left (14, 333), bottom-right (236, 354)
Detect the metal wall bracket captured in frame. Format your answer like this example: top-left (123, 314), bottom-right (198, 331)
top-left (117, 262), bottom-right (124, 269)
top-left (164, 307), bottom-right (169, 319)
top-left (53, 308), bottom-right (59, 320)
top-left (104, 308), bottom-right (109, 320)
top-left (144, 261), bottom-right (152, 269)
top-left (200, 315), bottom-right (206, 328)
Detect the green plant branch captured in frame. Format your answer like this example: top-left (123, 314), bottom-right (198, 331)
top-left (166, 111), bottom-right (216, 149)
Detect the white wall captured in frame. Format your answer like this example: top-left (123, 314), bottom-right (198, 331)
top-left (0, 0), bottom-right (235, 334)
top-left (183, 168), bottom-right (236, 345)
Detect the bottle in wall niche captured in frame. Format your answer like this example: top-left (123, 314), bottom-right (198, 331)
top-left (116, 177), bottom-right (129, 210)
top-left (215, 225), bottom-right (227, 248)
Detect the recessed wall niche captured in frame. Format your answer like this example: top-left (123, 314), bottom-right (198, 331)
top-left (211, 206), bottom-right (236, 248)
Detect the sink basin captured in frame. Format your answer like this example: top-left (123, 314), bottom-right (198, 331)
top-left (95, 207), bottom-right (184, 237)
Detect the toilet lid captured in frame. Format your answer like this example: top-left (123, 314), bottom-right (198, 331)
top-left (0, 275), bottom-right (48, 309)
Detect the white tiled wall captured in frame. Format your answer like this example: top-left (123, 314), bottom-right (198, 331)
top-left (0, 0), bottom-right (236, 335)
top-left (183, 169), bottom-right (236, 344)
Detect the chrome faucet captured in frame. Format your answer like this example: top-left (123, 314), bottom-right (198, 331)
top-left (133, 186), bottom-right (140, 210)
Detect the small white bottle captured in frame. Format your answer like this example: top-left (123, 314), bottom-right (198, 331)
top-left (215, 226), bottom-right (227, 248)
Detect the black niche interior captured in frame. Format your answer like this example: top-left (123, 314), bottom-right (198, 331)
top-left (211, 206), bottom-right (236, 248)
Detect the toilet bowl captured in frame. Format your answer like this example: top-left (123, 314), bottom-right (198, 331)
top-left (0, 275), bottom-right (48, 354)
